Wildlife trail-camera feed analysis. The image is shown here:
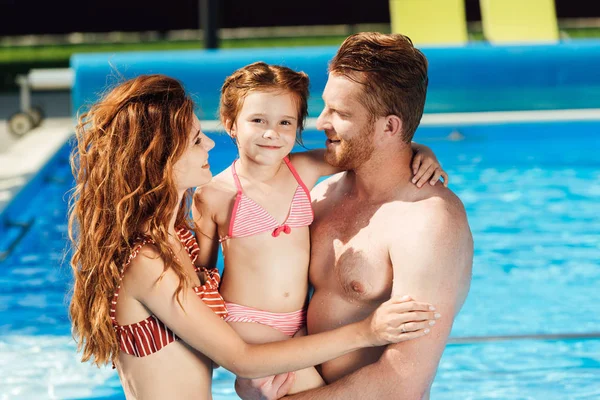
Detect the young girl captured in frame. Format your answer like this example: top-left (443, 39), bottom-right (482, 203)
top-left (193, 62), bottom-right (447, 394)
top-left (68, 74), bottom-right (438, 399)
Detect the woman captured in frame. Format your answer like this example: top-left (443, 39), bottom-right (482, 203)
top-left (68, 74), bottom-right (438, 399)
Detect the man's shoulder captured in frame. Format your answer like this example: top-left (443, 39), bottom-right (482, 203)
top-left (418, 186), bottom-right (466, 219)
top-left (394, 185), bottom-right (469, 236)
top-left (311, 171), bottom-right (346, 202)
top-left (414, 188), bottom-right (472, 258)
top-left (387, 185), bottom-right (473, 279)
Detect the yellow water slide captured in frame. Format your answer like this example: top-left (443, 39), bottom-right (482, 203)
top-left (479, 0), bottom-right (559, 44)
top-left (389, 0), bottom-right (468, 46)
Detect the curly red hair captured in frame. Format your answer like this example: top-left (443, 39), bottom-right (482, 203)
top-left (68, 74), bottom-right (196, 366)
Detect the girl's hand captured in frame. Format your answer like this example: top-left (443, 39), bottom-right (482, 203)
top-left (235, 373), bottom-right (296, 400)
top-left (362, 295), bottom-right (440, 347)
top-left (411, 144), bottom-right (448, 188)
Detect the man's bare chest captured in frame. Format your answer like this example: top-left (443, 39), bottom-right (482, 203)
top-left (310, 204), bottom-right (393, 303)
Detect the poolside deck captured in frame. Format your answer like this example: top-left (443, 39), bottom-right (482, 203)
top-left (0, 117), bottom-right (74, 214)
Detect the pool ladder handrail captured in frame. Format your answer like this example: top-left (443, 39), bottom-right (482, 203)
top-left (449, 331), bottom-right (600, 343)
top-left (0, 219), bottom-right (35, 262)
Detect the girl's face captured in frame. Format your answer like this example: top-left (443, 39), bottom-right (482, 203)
top-left (229, 90), bottom-right (299, 166)
top-left (174, 115), bottom-right (215, 190)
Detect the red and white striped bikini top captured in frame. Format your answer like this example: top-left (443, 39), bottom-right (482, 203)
top-left (219, 157), bottom-right (314, 242)
top-left (110, 227), bottom-right (227, 360)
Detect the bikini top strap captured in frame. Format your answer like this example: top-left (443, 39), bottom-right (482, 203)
top-left (227, 160), bottom-right (244, 239)
top-left (230, 159), bottom-right (243, 195)
top-left (283, 156), bottom-right (312, 200)
top-left (110, 236), bottom-right (153, 325)
top-left (120, 236), bottom-right (154, 277)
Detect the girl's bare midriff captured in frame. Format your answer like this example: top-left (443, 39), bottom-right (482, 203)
top-left (219, 227), bottom-right (310, 313)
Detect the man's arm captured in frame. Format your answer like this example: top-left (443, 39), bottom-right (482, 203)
top-left (283, 195), bottom-right (473, 400)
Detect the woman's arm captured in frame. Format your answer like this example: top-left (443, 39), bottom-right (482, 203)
top-left (192, 187), bottom-right (220, 269)
top-left (126, 251), bottom-right (438, 379)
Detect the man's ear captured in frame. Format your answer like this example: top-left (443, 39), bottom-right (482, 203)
top-left (384, 115), bottom-right (403, 138)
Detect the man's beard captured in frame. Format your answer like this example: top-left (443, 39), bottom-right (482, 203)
top-left (325, 122), bottom-right (375, 170)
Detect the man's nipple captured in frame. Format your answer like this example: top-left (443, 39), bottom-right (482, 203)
top-left (350, 280), bottom-right (365, 294)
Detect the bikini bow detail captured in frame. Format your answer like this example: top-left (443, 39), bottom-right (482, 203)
top-left (272, 224), bottom-right (292, 237)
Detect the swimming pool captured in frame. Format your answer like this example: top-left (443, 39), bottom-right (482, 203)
top-left (0, 117), bottom-right (598, 398)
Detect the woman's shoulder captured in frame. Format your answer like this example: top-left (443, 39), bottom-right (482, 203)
top-left (122, 241), bottom-right (165, 285)
top-left (120, 241), bottom-right (187, 303)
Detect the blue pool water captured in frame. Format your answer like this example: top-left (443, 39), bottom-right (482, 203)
top-left (0, 121), bottom-right (599, 399)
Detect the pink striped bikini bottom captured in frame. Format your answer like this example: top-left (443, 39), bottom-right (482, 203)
top-left (224, 301), bottom-right (306, 337)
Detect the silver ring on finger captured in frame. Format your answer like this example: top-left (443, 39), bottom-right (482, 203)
top-left (401, 324), bottom-right (406, 334)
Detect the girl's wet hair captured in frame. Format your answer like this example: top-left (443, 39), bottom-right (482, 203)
top-left (220, 61), bottom-right (310, 145)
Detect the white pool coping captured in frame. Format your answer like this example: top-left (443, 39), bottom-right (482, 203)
top-left (1, 108), bottom-right (599, 216)
top-left (200, 108), bottom-right (600, 131)
top-left (0, 117), bottom-right (75, 214)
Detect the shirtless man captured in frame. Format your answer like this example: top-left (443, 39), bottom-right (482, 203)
top-left (236, 32), bottom-right (474, 400)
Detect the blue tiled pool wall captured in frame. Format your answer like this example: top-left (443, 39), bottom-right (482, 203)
top-left (71, 39), bottom-right (600, 118)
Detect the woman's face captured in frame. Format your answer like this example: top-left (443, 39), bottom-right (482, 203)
top-left (173, 115), bottom-right (215, 190)
top-left (229, 90), bottom-right (298, 166)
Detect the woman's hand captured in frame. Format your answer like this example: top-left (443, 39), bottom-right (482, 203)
top-left (362, 295), bottom-right (440, 347)
top-left (411, 144), bottom-right (448, 188)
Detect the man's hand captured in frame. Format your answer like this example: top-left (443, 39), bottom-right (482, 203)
top-left (235, 372), bottom-right (296, 400)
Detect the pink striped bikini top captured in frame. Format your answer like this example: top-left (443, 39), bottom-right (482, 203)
top-left (110, 227), bottom-right (227, 362)
top-left (219, 157), bottom-right (314, 242)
